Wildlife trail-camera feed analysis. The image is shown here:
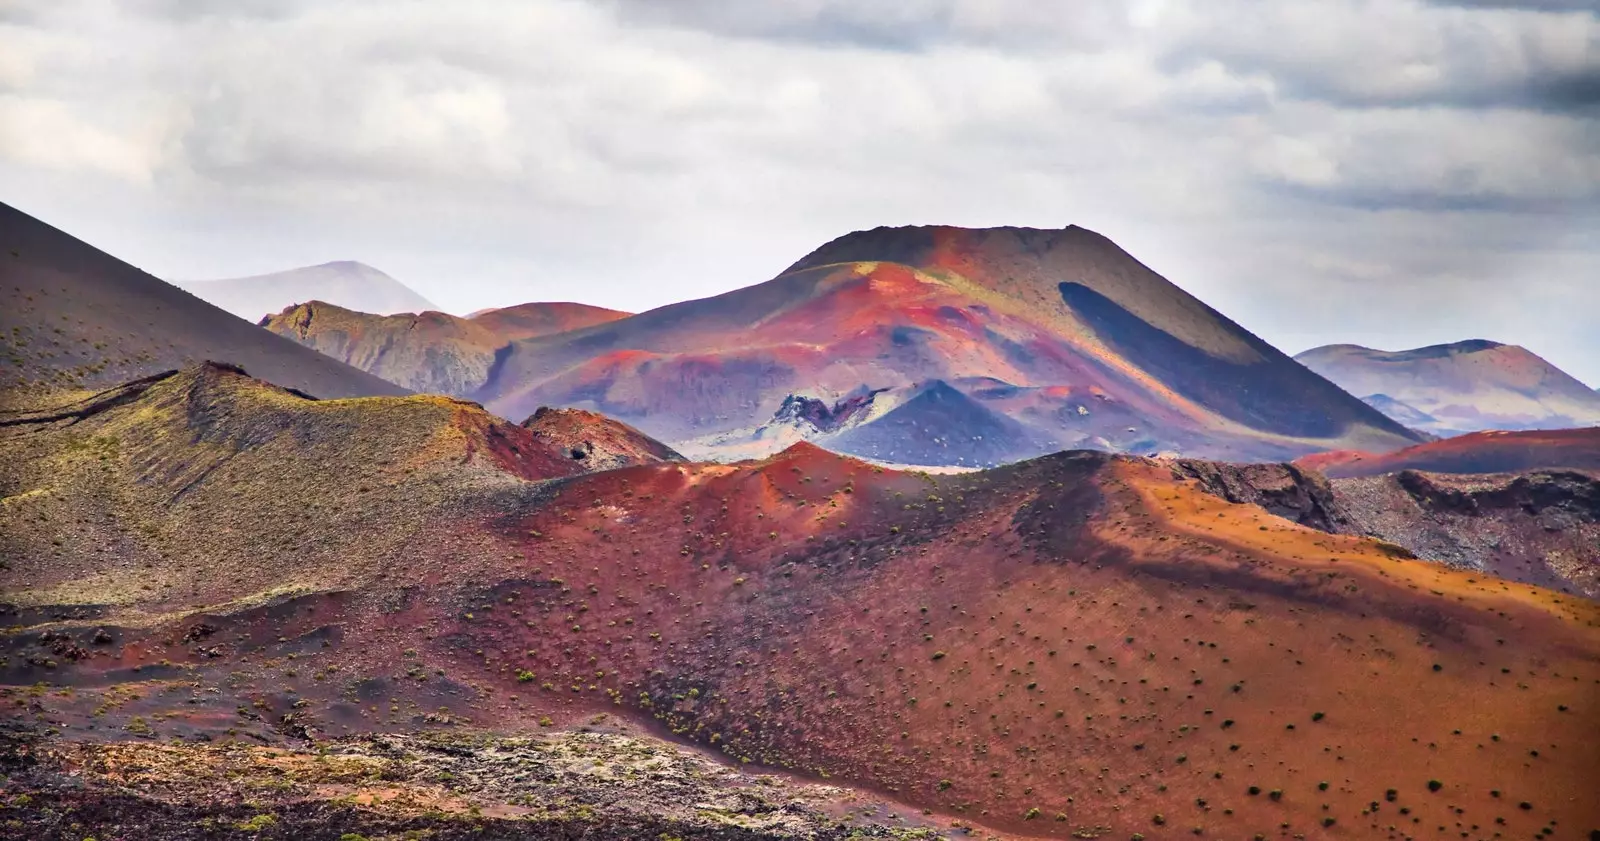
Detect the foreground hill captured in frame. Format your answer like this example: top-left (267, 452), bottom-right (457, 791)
top-left (175, 260), bottom-right (437, 321)
top-left (0, 202), bottom-right (408, 406)
top-left (262, 299), bottom-right (630, 394)
top-left (3, 365), bottom-right (1594, 841)
top-left (1296, 341), bottom-right (1600, 434)
top-left (474, 225), bottom-right (1421, 464)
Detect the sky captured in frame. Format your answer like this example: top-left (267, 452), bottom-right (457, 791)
top-left (2, 0), bottom-right (1597, 384)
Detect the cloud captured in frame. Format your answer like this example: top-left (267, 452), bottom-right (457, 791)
top-left (602, 0), bottom-right (1139, 51)
top-left (1247, 105), bottom-right (1600, 210)
top-left (1157, 0), bottom-right (1600, 112)
top-left (0, 0), bottom-right (1596, 384)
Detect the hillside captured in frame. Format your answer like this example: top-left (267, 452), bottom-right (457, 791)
top-left (1174, 459), bottom-right (1600, 599)
top-left (1296, 340), bottom-right (1600, 434)
top-left (262, 299), bottom-right (630, 395)
top-left (176, 260), bottom-right (437, 321)
top-left (0, 201), bottom-right (408, 407)
top-left (1300, 428), bottom-right (1600, 479)
top-left (1332, 469), bottom-right (1599, 599)
top-left (477, 225), bottom-right (1421, 464)
top-left (3, 364), bottom-right (1595, 841)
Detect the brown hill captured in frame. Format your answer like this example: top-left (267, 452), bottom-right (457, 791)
top-left (1296, 340), bottom-right (1600, 434)
top-left (0, 201), bottom-right (407, 408)
top-left (3, 365), bottom-right (1594, 841)
top-left (262, 299), bottom-right (629, 395)
top-left (522, 405), bottom-right (686, 470)
top-left (477, 226), bottom-right (1420, 463)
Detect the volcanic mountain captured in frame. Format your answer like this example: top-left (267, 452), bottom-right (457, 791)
top-left (474, 225), bottom-right (1421, 464)
top-left (4, 363), bottom-right (1596, 840)
top-left (261, 299), bottom-right (630, 394)
top-left (176, 260), bottom-right (437, 321)
top-left (1295, 340), bottom-right (1600, 434)
top-left (0, 201), bottom-right (407, 406)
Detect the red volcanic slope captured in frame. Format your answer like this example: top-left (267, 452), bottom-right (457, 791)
top-left (477, 226), bottom-right (1419, 462)
top-left (5, 365), bottom-right (1597, 841)
top-left (1303, 427), bottom-right (1600, 479)
top-left (468, 301), bottom-right (631, 339)
top-left (521, 405), bottom-right (685, 470)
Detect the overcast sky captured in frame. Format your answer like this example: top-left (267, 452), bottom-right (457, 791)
top-left (2, 0), bottom-right (1597, 383)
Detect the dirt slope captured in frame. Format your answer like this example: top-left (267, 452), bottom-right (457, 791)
top-left (176, 260), bottom-right (437, 321)
top-left (477, 226), bottom-right (1419, 464)
top-left (0, 201), bottom-right (408, 407)
top-left (1296, 341), bottom-right (1600, 434)
top-left (3, 365), bottom-right (1594, 841)
top-left (262, 299), bottom-right (630, 395)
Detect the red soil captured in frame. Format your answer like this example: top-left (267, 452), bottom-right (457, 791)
top-left (1304, 428), bottom-right (1600, 479)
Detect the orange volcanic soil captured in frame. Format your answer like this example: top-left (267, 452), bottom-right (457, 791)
top-left (1303, 428), bottom-right (1600, 479)
top-left (6, 368), bottom-right (1596, 841)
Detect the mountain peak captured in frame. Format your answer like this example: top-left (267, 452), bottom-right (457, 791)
top-left (176, 261), bottom-right (436, 320)
top-left (1297, 339), bottom-right (1600, 434)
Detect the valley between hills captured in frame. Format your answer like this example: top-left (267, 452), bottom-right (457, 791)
top-left (2, 202), bottom-right (1597, 841)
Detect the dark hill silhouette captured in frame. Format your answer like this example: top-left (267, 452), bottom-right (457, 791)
top-left (0, 201), bottom-right (407, 406)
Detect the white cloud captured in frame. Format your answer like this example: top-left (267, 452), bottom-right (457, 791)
top-left (0, 0), bottom-right (1596, 383)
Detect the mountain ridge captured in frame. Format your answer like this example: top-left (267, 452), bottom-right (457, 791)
top-left (472, 224), bottom-right (1420, 463)
top-left (1296, 340), bottom-right (1600, 434)
top-left (0, 201), bottom-right (408, 405)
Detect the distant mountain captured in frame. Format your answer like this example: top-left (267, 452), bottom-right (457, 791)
top-left (175, 261), bottom-right (437, 321)
top-left (1297, 427), bottom-right (1600, 479)
top-left (0, 202), bottom-right (407, 405)
top-left (261, 300), bottom-right (630, 395)
top-left (475, 225), bottom-right (1421, 463)
top-left (1296, 340), bottom-right (1600, 434)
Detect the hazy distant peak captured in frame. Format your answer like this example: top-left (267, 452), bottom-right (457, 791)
top-left (1297, 338), bottom-right (1600, 434)
top-left (174, 261), bottom-right (436, 321)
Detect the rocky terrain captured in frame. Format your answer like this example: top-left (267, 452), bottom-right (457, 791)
top-left (3, 362), bottom-right (1596, 841)
top-left (176, 261), bottom-right (438, 322)
top-left (1296, 340), bottom-right (1600, 434)
top-left (3, 725), bottom-right (958, 840)
top-left (1328, 469), bottom-right (1600, 599)
top-left (1168, 452), bottom-right (1600, 599)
